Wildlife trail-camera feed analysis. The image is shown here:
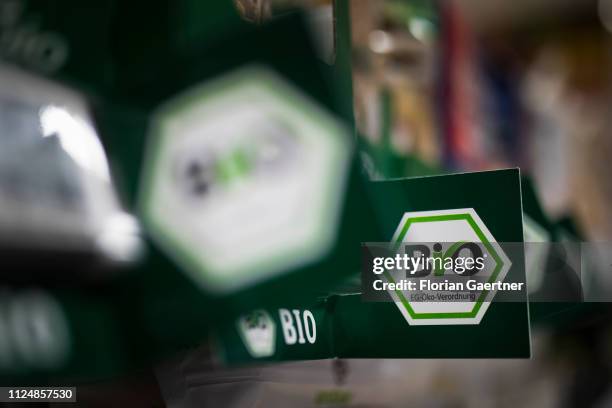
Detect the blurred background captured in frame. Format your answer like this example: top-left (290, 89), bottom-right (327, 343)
top-left (1, 0), bottom-right (612, 406)
top-left (352, 0), bottom-right (612, 238)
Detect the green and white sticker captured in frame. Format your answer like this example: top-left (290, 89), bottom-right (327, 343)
top-left (140, 66), bottom-right (351, 292)
top-left (387, 208), bottom-right (511, 325)
top-left (221, 306), bottom-right (327, 363)
top-left (236, 310), bottom-right (276, 358)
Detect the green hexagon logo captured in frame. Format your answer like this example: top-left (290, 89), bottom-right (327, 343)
top-left (386, 208), bottom-right (511, 325)
top-left (139, 66), bottom-right (351, 293)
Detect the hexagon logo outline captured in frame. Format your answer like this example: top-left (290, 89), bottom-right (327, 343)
top-left (387, 208), bottom-right (511, 325)
top-left (138, 65), bottom-right (351, 293)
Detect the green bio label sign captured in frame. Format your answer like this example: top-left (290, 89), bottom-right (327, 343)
top-left (385, 209), bottom-right (511, 325)
top-left (221, 305), bottom-right (330, 363)
top-left (139, 66), bottom-right (351, 293)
